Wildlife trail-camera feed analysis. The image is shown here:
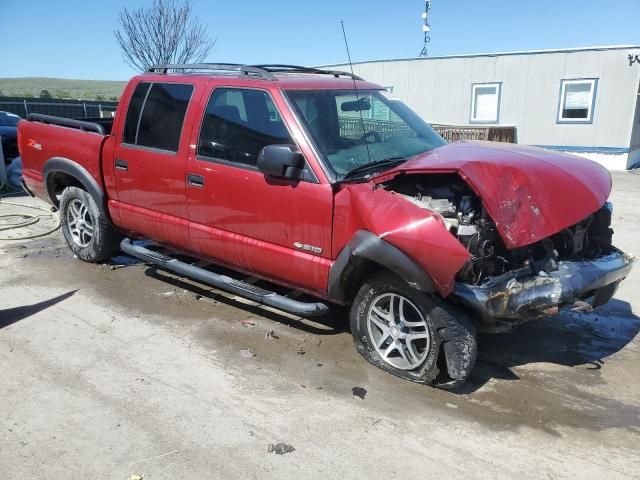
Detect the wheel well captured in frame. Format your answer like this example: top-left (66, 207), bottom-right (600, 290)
top-left (329, 230), bottom-right (438, 304)
top-left (47, 172), bottom-right (84, 206)
top-left (339, 258), bottom-right (389, 303)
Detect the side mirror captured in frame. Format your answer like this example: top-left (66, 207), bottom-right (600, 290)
top-left (257, 144), bottom-right (305, 180)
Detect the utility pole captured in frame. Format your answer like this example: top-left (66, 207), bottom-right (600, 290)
top-left (419, 1), bottom-right (432, 57)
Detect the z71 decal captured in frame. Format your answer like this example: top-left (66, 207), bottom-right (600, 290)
top-left (27, 139), bottom-right (43, 150)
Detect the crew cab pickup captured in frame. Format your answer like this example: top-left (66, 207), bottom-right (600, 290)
top-left (18, 64), bottom-right (633, 389)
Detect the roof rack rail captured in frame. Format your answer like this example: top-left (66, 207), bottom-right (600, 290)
top-left (145, 63), bottom-right (364, 81)
top-left (252, 64), bottom-right (364, 81)
top-left (146, 63), bottom-right (277, 81)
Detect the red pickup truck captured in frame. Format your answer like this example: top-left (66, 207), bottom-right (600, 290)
top-left (18, 64), bottom-right (633, 389)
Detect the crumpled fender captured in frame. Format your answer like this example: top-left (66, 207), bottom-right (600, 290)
top-left (332, 183), bottom-right (471, 297)
top-left (328, 230), bottom-right (438, 302)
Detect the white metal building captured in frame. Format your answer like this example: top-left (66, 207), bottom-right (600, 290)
top-left (325, 45), bottom-right (640, 170)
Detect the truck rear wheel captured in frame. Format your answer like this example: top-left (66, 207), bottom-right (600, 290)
top-left (60, 186), bottom-right (121, 262)
top-left (350, 271), bottom-right (477, 390)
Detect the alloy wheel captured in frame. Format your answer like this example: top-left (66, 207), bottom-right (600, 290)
top-left (366, 293), bottom-right (431, 370)
top-left (66, 198), bottom-right (94, 248)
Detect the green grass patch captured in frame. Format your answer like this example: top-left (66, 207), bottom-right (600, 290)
top-left (0, 77), bottom-right (127, 101)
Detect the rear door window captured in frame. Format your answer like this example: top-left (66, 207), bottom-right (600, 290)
top-left (122, 82), bottom-right (194, 152)
top-left (197, 87), bottom-right (292, 167)
top-left (123, 83), bottom-right (150, 144)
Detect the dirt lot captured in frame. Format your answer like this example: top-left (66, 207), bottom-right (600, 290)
top-left (1, 172), bottom-right (639, 479)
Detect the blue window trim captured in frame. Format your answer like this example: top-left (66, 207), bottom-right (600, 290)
top-left (534, 145), bottom-right (628, 154)
top-left (470, 82), bottom-right (502, 124)
top-left (556, 78), bottom-right (598, 124)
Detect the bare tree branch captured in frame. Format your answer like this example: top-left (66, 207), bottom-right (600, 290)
top-left (114, 0), bottom-right (216, 72)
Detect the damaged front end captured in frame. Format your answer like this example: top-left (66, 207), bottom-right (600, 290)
top-left (452, 249), bottom-right (633, 332)
top-left (381, 172), bottom-right (634, 332)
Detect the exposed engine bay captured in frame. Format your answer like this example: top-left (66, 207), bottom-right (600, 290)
top-left (384, 173), bottom-right (615, 286)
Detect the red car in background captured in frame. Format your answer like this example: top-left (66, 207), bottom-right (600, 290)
top-left (17, 64), bottom-right (633, 389)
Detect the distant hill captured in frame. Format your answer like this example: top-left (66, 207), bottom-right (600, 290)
top-left (0, 77), bottom-right (127, 101)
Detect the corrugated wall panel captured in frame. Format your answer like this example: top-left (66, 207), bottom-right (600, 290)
top-left (406, 60), bottom-right (437, 122)
top-left (330, 47), bottom-right (640, 154)
top-left (493, 54), bottom-right (530, 132)
top-left (517, 52), bottom-right (568, 145)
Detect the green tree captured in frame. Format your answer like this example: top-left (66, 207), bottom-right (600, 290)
top-left (39, 89), bottom-right (53, 99)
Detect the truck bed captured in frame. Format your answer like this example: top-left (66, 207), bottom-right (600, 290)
top-left (80, 117), bottom-right (115, 135)
top-left (19, 114), bottom-right (111, 203)
top-left (26, 113), bottom-right (114, 135)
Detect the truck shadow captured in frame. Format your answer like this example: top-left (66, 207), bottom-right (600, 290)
top-left (145, 267), bottom-right (350, 335)
top-left (141, 257), bottom-right (639, 394)
top-left (462, 298), bottom-right (640, 392)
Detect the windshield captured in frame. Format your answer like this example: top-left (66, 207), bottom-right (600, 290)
top-left (0, 112), bottom-right (21, 127)
top-left (286, 89), bottom-right (446, 179)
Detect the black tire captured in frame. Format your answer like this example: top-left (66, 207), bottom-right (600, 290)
top-left (60, 186), bottom-right (121, 262)
top-left (350, 271), bottom-right (477, 390)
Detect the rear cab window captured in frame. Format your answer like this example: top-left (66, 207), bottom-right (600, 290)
top-left (122, 82), bottom-right (194, 153)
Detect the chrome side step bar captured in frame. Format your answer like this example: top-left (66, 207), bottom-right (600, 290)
top-left (120, 239), bottom-right (329, 317)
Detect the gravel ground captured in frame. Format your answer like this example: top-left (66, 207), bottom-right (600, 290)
top-left (1, 171), bottom-right (639, 479)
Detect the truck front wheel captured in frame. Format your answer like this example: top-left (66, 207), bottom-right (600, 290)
top-left (60, 186), bottom-right (121, 262)
top-left (350, 272), bottom-right (477, 390)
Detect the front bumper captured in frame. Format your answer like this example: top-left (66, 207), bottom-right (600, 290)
top-left (452, 249), bottom-right (634, 324)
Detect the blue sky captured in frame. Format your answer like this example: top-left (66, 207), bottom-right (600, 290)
top-left (1, 0), bottom-right (638, 80)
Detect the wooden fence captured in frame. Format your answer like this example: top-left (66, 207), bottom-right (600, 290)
top-left (338, 117), bottom-right (516, 144)
top-left (431, 124), bottom-right (516, 143)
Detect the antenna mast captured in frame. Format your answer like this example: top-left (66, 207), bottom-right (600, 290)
top-left (419, 1), bottom-right (432, 57)
top-left (340, 20), bottom-right (372, 168)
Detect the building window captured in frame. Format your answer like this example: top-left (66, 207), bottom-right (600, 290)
top-left (557, 79), bottom-right (598, 123)
top-left (470, 83), bottom-right (501, 123)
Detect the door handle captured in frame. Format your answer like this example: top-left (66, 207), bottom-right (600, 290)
top-left (115, 159), bottom-right (128, 171)
top-left (187, 173), bottom-right (205, 187)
